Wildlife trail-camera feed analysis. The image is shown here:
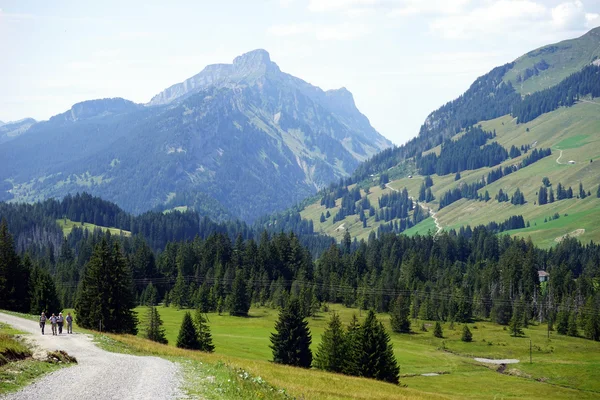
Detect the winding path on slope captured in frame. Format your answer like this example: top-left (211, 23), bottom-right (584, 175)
top-left (385, 183), bottom-right (443, 236)
top-left (556, 149), bottom-right (565, 164)
top-left (0, 312), bottom-right (182, 400)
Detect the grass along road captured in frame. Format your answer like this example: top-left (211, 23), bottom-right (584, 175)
top-left (128, 305), bottom-right (600, 399)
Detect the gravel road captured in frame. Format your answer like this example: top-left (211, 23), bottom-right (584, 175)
top-left (0, 312), bottom-right (183, 400)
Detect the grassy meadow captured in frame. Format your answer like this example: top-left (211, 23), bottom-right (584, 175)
top-left (57, 218), bottom-right (131, 237)
top-left (126, 305), bottom-right (600, 399)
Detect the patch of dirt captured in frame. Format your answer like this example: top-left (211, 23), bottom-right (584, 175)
top-left (47, 350), bottom-right (77, 364)
top-left (555, 229), bottom-right (585, 243)
top-left (335, 223), bottom-right (345, 232)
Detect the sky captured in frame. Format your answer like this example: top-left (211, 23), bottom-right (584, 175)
top-left (1, 0), bottom-right (599, 145)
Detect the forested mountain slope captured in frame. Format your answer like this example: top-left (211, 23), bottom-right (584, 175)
top-left (0, 50), bottom-right (391, 222)
top-left (292, 28), bottom-right (600, 246)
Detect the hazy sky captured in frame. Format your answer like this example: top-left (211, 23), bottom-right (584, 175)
top-left (1, 0), bottom-right (599, 145)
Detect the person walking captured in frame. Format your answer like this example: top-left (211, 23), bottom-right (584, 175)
top-left (49, 313), bottom-right (58, 336)
top-left (39, 312), bottom-right (47, 335)
top-left (57, 313), bottom-right (64, 334)
top-left (66, 313), bottom-right (73, 334)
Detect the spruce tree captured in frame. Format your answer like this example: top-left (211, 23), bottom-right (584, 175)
top-left (584, 297), bottom-right (600, 341)
top-left (229, 269), bottom-right (250, 317)
top-left (461, 325), bottom-right (473, 342)
top-left (556, 306), bottom-right (570, 335)
top-left (356, 310), bottom-right (400, 384)
top-left (314, 312), bottom-right (347, 373)
top-left (194, 309), bottom-right (215, 352)
top-left (176, 311), bottom-right (200, 350)
top-left (29, 264), bottom-right (62, 315)
top-left (0, 220), bottom-right (29, 312)
top-left (171, 269), bottom-right (189, 309)
top-left (270, 299), bottom-right (312, 368)
top-left (509, 304), bottom-right (524, 337)
top-left (75, 238), bottom-right (138, 334)
top-left (433, 321), bottom-right (444, 338)
top-left (597, 185), bottom-right (600, 198)
top-left (145, 306), bottom-right (168, 344)
top-left (567, 312), bottom-right (578, 337)
top-left (390, 294), bottom-right (411, 333)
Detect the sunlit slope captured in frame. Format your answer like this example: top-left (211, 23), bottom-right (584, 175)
top-left (301, 101), bottom-right (600, 246)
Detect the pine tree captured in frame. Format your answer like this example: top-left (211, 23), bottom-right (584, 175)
top-left (176, 311), bottom-right (200, 350)
top-left (229, 269), bottom-right (250, 316)
top-left (584, 297), bottom-right (600, 341)
top-left (75, 238), bottom-right (138, 334)
top-left (455, 171), bottom-right (461, 181)
top-left (579, 182), bottom-right (587, 199)
top-left (194, 309), bottom-right (215, 352)
top-left (418, 183), bottom-right (426, 202)
top-left (171, 268), bottom-right (189, 309)
top-left (0, 220), bottom-right (29, 312)
top-left (597, 185), bottom-right (600, 198)
top-left (145, 306), bottom-right (168, 344)
top-left (567, 312), bottom-right (578, 337)
top-left (433, 321), bottom-right (444, 338)
top-left (390, 294), bottom-right (411, 333)
top-left (355, 310), bottom-right (400, 384)
top-left (461, 325), bottom-right (473, 342)
top-left (509, 303), bottom-right (524, 337)
top-left (314, 312), bottom-right (348, 373)
top-left (29, 264), bottom-right (62, 315)
top-left (270, 299), bottom-right (312, 368)
top-left (556, 306), bottom-right (570, 335)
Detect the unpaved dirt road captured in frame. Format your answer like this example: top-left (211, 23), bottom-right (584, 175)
top-left (0, 312), bottom-right (182, 400)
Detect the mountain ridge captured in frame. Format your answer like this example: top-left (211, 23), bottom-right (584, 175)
top-left (0, 50), bottom-right (391, 222)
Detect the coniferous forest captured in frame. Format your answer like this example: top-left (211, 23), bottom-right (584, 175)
top-left (1, 195), bottom-right (599, 348)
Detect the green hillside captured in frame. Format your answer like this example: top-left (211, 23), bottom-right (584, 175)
top-left (504, 27), bottom-right (600, 94)
top-left (300, 99), bottom-right (600, 247)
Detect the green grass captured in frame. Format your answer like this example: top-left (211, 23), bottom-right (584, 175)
top-left (57, 218), bottom-right (131, 237)
top-left (0, 322), bottom-right (64, 395)
top-left (128, 305), bottom-right (600, 399)
top-left (555, 134), bottom-right (590, 150)
top-left (503, 27), bottom-right (600, 94)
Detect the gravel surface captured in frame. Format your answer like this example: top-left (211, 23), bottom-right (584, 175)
top-left (0, 312), bottom-right (183, 400)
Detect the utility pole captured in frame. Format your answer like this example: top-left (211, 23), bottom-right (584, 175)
top-left (530, 339), bottom-right (532, 364)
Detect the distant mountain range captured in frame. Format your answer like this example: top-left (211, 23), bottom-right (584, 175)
top-left (0, 49), bottom-right (391, 222)
top-left (0, 118), bottom-right (36, 144)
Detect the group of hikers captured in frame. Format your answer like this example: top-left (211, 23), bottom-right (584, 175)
top-left (39, 312), bottom-right (73, 335)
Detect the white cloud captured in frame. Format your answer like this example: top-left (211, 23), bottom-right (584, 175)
top-left (307, 0), bottom-right (379, 13)
top-left (389, 0), bottom-right (471, 17)
top-left (552, 1), bottom-right (587, 29)
top-left (586, 12), bottom-right (600, 28)
top-left (430, 0), bottom-right (548, 39)
top-left (268, 22), bottom-right (369, 40)
top-left (268, 23), bottom-right (313, 36)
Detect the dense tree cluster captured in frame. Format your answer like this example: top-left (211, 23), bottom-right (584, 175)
top-left (438, 180), bottom-right (486, 210)
top-left (417, 127), bottom-right (508, 176)
top-left (515, 65), bottom-right (600, 123)
top-left (521, 148), bottom-right (552, 168)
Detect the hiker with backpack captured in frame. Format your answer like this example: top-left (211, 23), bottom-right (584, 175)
top-left (39, 312), bottom-right (47, 335)
top-left (57, 312), bottom-right (64, 334)
top-left (66, 313), bottom-right (73, 334)
top-left (49, 313), bottom-right (58, 335)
